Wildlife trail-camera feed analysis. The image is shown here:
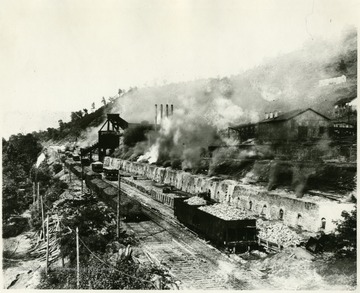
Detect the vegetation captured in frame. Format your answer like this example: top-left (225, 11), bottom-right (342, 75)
top-left (2, 134), bottom-right (42, 223)
top-left (56, 193), bottom-right (117, 263)
top-left (334, 206), bottom-right (356, 257)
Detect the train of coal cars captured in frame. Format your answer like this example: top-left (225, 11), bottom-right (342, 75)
top-left (63, 151), bottom-right (258, 249)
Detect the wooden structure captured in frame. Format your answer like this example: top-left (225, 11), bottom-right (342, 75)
top-left (229, 108), bottom-right (332, 143)
top-left (80, 114), bottom-right (129, 162)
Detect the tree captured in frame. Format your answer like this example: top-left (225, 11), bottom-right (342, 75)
top-left (58, 120), bottom-right (65, 131)
top-left (108, 96), bottom-right (116, 103)
top-left (91, 102), bottom-right (95, 112)
top-left (57, 194), bottom-right (116, 263)
top-left (2, 133), bottom-right (42, 221)
top-left (71, 110), bottom-right (83, 122)
top-left (101, 97), bottom-right (106, 106)
top-left (334, 206), bottom-right (356, 257)
top-left (83, 109), bottom-right (88, 115)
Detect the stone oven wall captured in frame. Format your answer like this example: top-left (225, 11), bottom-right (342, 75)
top-left (111, 158), bottom-right (352, 233)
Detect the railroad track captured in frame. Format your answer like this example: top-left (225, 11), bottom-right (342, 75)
top-left (105, 177), bottom-right (271, 290)
top-left (63, 160), bottom-right (274, 289)
top-left (123, 219), bottom-right (231, 289)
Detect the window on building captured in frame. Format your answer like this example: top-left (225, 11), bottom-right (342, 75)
top-left (321, 218), bottom-right (326, 229)
top-left (319, 126), bottom-right (325, 136)
top-left (279, 209), bottom-right (284, 220)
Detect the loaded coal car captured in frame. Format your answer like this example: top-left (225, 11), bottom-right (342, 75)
top-left (81, 157), bottom-right (91, 166)
top-left (85, 176), bottom-right (144, 221)
top-left (103, 167), bottom-right (118, 181)
top-left (91, 161), bottom-right (104, 173)
top-left (174, 197), bottom-right (257, 250)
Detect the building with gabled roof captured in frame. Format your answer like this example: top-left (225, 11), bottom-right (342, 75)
top-left (229, 108), bottom-right (332, 143)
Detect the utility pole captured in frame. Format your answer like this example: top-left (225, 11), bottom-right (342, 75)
top-left (117, 171), bottom-right (121, 238)
top-left (76, 227), bottom-right (80, 289)
top-left (33, 182), bottom-right (36, 204)
top-left (37, 182), bottom-right (40, 210)
top-left (81, 163), bottom-right (84, 194)
top-left (46, 215), bottom-right (49, 274)
top-left (41, 192), bottom-right (45, 241)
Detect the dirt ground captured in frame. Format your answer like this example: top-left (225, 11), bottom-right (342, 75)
top-left (2, 229), bottom-right (45, 289)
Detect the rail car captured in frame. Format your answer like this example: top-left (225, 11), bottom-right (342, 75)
top-left (91, 161), bottom-right (104, 173)
top-left (173, 198), bottom-right (257, 249)
top-left (82, 169), bottom-right (143, 221)
top-left (103, 167), bottom-right (118, 181)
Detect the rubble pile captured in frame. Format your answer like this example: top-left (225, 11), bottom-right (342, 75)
top-left (199, 203), bottom-right (253, 220)
top-left (184, 196), bottom-right (207, 206)
top-left (257, 219), bottom-right (303, 247)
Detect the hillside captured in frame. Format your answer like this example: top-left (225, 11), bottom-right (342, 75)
top-left (35, 27), bottom-right (357, 151)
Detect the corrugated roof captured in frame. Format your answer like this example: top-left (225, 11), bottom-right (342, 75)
top-left (258, 108), bottom-right (330, 124)
top-left (229, 108), bottom-right (330, 129)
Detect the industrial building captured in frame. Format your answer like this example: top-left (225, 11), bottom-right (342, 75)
top-left (228, 108), bottom-right (354, 143)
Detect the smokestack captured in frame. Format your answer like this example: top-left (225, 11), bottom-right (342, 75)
top-left (274, 111), bottom-right (278, 118)
top-left (171, 104), bottom-right (174, 116)
top-left (269, 112), bottom-right (274, 119)
top-left (160, 104), bottom-right (163, 121)
top-left (166, 104), bottom-right (169, 118)
top-left (155, 104), bottom-right (158, 131)
top-left (265, 112), bottom-right (269, 119)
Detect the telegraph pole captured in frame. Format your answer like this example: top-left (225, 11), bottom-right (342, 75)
top-left (117, 171), bottom-right (121, 238)
top-left (76, 227), bottom-right (80, 289)
top-left (46, 215), bottom-right (49, 274)
top-left (33, 182), bottom-right (36, 204)
top-left (81, 163), bottom-right (84, 194)
top-left (41, 192), bottom-right (45, 241)
top-left (37, 182), bottom-right (40, 210)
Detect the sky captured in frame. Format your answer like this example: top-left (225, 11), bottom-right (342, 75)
top-left (0, 0), bottom-right (358, 139)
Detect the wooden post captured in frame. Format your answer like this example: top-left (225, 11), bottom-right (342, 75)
top-left (33, 182), bottom-right (36, 204)
top-left (46, 215), bottom-right (49, 274)
top-left (76, 227), bottom-right (80, 289)
top-left (81, 164), bottom-right (84, 194)
top-left (117, 171), bottom-right (121, 238)
top-left (41, 193), bottom-right (45, 241)
top-left (37, 182), bottom-right (40, 210)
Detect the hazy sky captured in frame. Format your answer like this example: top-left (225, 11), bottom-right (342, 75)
top-left (0, 0), bottom-right (358, 138)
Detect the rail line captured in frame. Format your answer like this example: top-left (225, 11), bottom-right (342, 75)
top-left (104, 176), bottom-right (271, 290)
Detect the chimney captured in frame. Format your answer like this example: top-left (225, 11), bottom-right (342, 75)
top-left (166, 104), bottom-right (169, 118)
top-left (171, 104), bottom-right (174, 116)
top-left (160, 104), bottom-right (163, 121)
top-left (265, 112), bottom-right (269, 119)
top-left (155, 104), bottom-right (158, 130)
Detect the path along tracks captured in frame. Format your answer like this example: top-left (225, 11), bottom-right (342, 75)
top-left (103, 176), bottom-right (271, 290)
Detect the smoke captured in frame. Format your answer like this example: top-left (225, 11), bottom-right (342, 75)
top-left (36, 153), bottom-right (46, 168)
top-left (106, 77), bottom-right (257, 170)
top-left (77, 125), bottom-right (102, 148)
